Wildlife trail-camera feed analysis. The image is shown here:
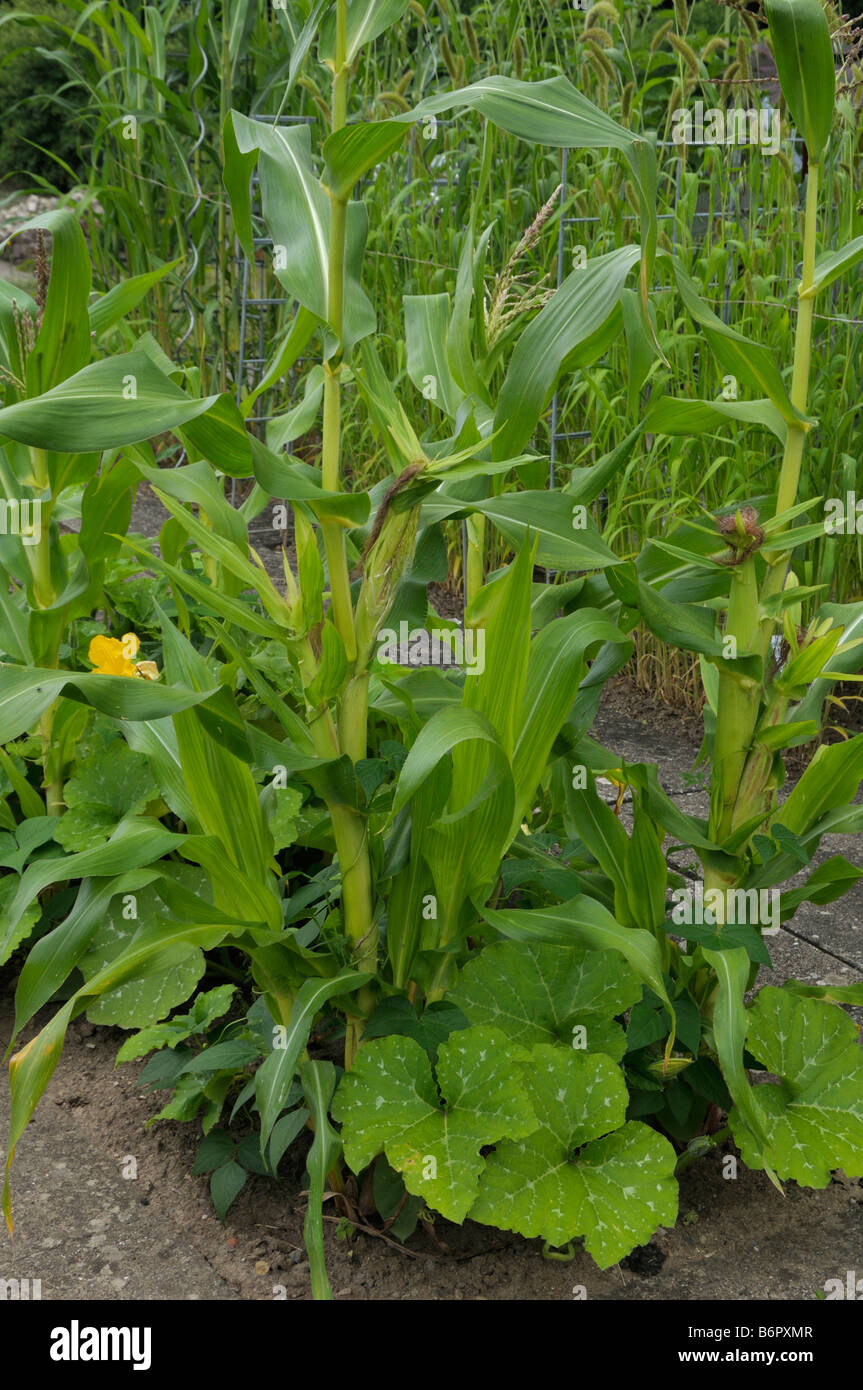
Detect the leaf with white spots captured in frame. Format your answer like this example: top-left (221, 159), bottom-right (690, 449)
top-left (267, 785), bottom-right (303, 852)
top-left (54, 744), bottom-right (158, 852)
top-left (450, 939), bottom-right (641, 1062)
top-left (470, 1045), bottom-right (678, 1267)
top-left (79, 867), bottom-right (209, 1028)
top-left (730, 987), bottom-right (863, 1187)
top-left (332, 1026), bottom-right (537, 1222)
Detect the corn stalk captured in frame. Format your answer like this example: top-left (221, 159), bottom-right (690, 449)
top-left (704, 0), bottom-right (839, 922)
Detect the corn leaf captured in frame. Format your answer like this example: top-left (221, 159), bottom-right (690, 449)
top-left (0, 663), bottom-right (214, 743)
top-left (319, 0), bottom-right (412, 62)
top-left (810, 235), bottom-right (863, 296)
top-left (670, 258), bottom-right (803, 425)
top-left (224, 113), bottom-right (374, 353)
top-left (158, 614), bottom-right (280, 920)
top-left (448, 491), bottom-right (619, 570)
top-left (765, 0), bottom-right (835, 161)
top-left (493, 247), bottom-right (641, 459)
top-left (773, 733), bottom-right (863, 837)
top-left (645, 395), bottom-right (788, 444)
top-left (702, 946), bottom-right (778, 1185)
top-left (0, 349), bottom-right (219, 452)
top-left (1, 208), bottom-right (91, 394)
top-left (88, 259), bottom-right (182, 338)
top-left (513, 610), bottom-right (630, 838)
top-left (256, 969), bottom-right (373, 1149)
top-left (0, 820), bottom-right (184, 965)
top-left (792, 602), bottom-right (863, 726)
top-left (404, 294), bottom-right (466, 419)
top-left (300, 1059), bottom-right (340, 1302)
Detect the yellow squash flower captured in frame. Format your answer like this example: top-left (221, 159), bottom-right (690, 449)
top-left (88, 633), bottom-right (160, 680)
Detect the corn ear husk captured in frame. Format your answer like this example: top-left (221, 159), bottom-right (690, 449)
top-left (353, 501), bottom-right (421, 668)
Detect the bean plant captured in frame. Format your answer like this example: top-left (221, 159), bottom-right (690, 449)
top-left (1, 0), bottom-right (863, 1300)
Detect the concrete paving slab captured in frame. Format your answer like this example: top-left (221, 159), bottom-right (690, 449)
top-left (592, 704), bottom-right (703, 794)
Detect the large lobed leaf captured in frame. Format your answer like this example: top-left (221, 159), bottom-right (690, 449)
top-left (450, 939), bottom-right (640, 1062)
top-left (78, 866), bottom-right (212, 1029)
top-left (470, 1045), bottom-right (678, 1267)
top-left (333, 1026), bottom-right (537, 1222)
top-left (54, 742), bottom-right (157, 853)
top-left (482, 895), bottom-right (676, 1029)
top-left (730, 988), bottom-right (863, 1187)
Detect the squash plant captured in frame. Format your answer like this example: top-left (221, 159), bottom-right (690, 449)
top-left (1, 0), bottom-right (862, 1301)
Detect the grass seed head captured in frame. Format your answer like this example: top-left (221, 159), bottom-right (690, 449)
top-left (463, 15), bottom-right (480, 62)
top-left (513, 34), bottom-right (524, 79)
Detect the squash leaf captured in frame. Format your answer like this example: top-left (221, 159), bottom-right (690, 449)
top-left (333, 1026), bottom-right (537, 1222)
top-left (471, 1045), bottom-right (679, 1267)
top-left (450, 939), bottom-right (641, 1062)
top-left (730, 987), bottom-right (863, 1188)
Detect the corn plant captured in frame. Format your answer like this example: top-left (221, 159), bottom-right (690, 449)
top-left (1, 0), bottom-right (863, 1305)
top-left (480, 0), bottom-right (863, 1180)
